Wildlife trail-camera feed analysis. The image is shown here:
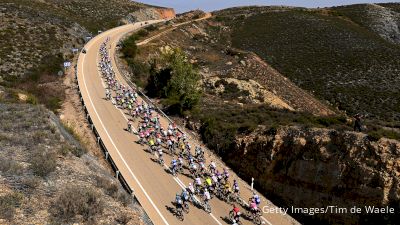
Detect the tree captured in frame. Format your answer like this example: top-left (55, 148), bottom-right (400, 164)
top-left (148, 46), bottom-right (202, 115)
top-left (121, 35), bottom-right (138, 61)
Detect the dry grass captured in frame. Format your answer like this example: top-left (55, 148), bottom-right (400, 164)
top-left (51, 186), bottom-right (104, 222)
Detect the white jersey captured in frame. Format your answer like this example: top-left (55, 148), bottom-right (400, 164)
top-left (195, 177), bottom-right (201, 185)
top-left (211, 175), bottom-right (218, 183)
top-left (188, 185), bottom-right (195, 193)
top-left (210, 162), bottom-right (216, 169)
top-left (204, 191), bottom-right (211, 200)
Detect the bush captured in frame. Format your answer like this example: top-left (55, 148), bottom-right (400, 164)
top-left (136, 29), bottom-right (149, 38)
top-left (117, 191), bottom-right (132, 207)
top-left (0, 158), bottom-right (24, 175)
top-left (145, 24), bottom-right (157, 32)
top-left (30, 150), bottom-right (57, 177)
top-left (52, 186), bottom-right (104, 222)
top-left (367, 129), bottom-right (400, 142)
top-left (59, 144), bottom-right (86, 157)
top-left (21, 176), bottom-right (41, 191)
top-left (0, 192), bottom-right (24, 221)
top-left (95, 175), bottom-right (119, 198)
top-left (147, 47), bottom-right (202, 115)
top-left (121, 35), bottom-right (138, 60)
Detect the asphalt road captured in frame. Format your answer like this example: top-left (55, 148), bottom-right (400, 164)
top-left (77, 19), bottom-right (297, 225)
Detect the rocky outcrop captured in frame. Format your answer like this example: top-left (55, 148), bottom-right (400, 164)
top-left (225, 126), bottom-right (400, 225)
top-left (125, 7), bottom-right (175, 23)
top-left (367, 4), bottom-right (400, 45)
top-left (156, 8), bottom-right (176, 19)
top-left (204, 76), bottom-right (294, 110)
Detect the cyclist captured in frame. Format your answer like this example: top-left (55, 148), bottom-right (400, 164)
top-left (253, 192), bottom-right (261, 207)
top-left (127, 120), bottom-right (132, 133)
top-left (203, 188), bottom-right (211, 212)
top-left (157, 147), bottom-right (164, 165)
top-left (167, 139), bottom-right (173, 154)
top-left (177, 156), bottom-right (184, 172)
top-left (170, 158), bottom-right (178, 175)
top-left (194, 176), bottom-right (202, 193)
top-left (181, 189), bottom-right (190, 206)
top-left (187, 183), bottom-right (195, 196)
top-left (233, 179), bottom-right (240, 194)
top-left (230, 204), bottom-right (241, 223)
top-left (175, 193), bottom-right (183, 213)
top-left (223, 167), bottom-right (230, 181)
top-left (205, 176), bottom-right (212, 188)
top-left (189, 162), bottom-right (198, 177)
top-left (209, 160), bottom-right (216, 174)
top-left (105, 89), bottom-right (111, 100)
top-left (224, 180), bottom-right (232, 195)
top-left (199, 161), bottom-right (206, 175)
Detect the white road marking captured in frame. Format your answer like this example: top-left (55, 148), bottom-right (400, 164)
top-left (85, 19), bottom-right (275, 225)
top-left (98, 40), bottom-right (223, 225)
top-left (79, 35), bottom-right (170, 225)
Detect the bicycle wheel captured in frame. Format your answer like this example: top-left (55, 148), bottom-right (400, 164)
top-left (253, 215), bottom-right (262, 225)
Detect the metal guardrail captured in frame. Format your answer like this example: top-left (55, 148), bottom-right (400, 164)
top-left (74, 65), bottom-right (133, 194)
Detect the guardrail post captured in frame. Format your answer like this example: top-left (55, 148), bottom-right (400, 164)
top-left (97, 136), bottom-right (100, 144)
top-left (116, 170), bottom-right (120, 179)
top-left (105, 151), bottom-right (109, 159)
top-left (91, 124), bottom-right (94, 131)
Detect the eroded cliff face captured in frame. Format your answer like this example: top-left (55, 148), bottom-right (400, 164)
top-left (155, 8), bottom-right (176, 19)
top-left (226, 127), bottom-right (400, 224)
top-left (124, 7), bottom-right (175, 23)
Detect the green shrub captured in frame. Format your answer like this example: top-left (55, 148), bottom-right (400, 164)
top-left (59, 144), bottom-right (86, 157)
top-left (367, 129), bottom-right (400, 141)
top-left (145, 24), bottom-right (157, 32)
top-left (146, 48), bottom-right (202, 115)
top-left (136, 29), bottom-right (149, 38)
top-left (26, 94), bottom-right (38, 105)
top-left (46, 97), bottom-right (62, 112)
top-left (121, 35), bottom-right (138, 60)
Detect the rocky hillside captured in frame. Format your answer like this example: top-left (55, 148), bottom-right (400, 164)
top-left (334, 3), bottom-right (400, 45)
top-left (225, 126), bottom-right (400, 225)
top-left (214, 4), bottom-right (400, 124)
top-left (130, 14), bottom-right (334, 116)
top-left (0, 0), bottom-right (174, 111)
top-left (0, 104), bottom-right (148, 224)
top-left (118, 5), bottom-right (400, 225)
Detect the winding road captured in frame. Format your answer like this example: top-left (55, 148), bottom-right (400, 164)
top-left (77, 17), bottom-right (298, 225)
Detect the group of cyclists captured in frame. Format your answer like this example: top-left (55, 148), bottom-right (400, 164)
top-left (97, 38), bottom-right (264, 224)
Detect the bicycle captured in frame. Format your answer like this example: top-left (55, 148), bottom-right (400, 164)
top-left (203, 201), bottom-right (212, 213)
top-left (183, 201), bottom-right (190, 214)
top-left (246, 209), bottom-right (262, 225)
top-left (175, 206), bottom-right (184, 221)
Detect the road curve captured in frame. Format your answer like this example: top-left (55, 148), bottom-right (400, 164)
top-left (77, 19), bottom-right (298, 225)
